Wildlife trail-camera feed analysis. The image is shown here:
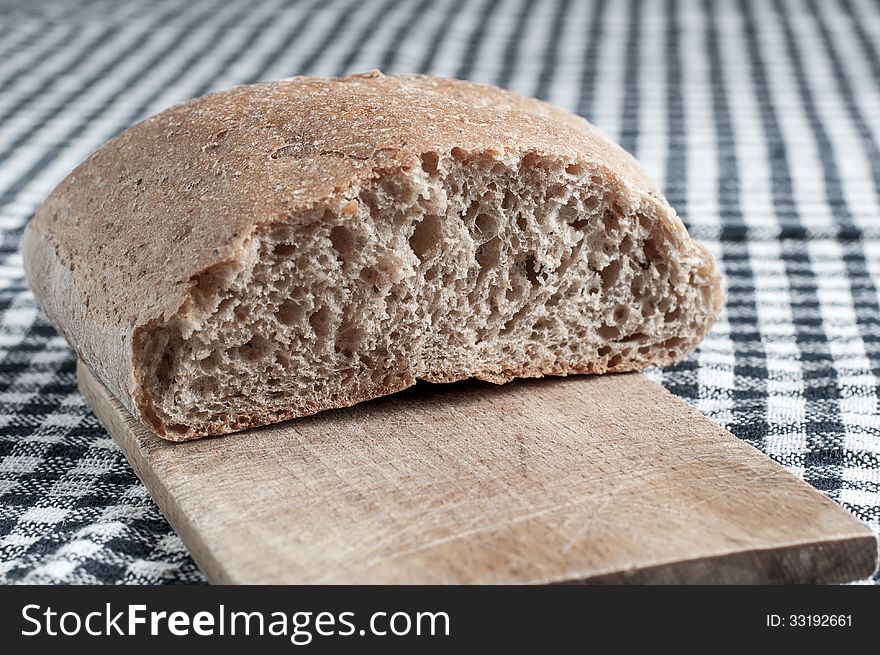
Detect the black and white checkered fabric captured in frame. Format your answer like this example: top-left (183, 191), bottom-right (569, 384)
top-left (1, 0), bottom-right (878, 584)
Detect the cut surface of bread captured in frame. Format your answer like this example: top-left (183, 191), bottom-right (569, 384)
top-left (23, 72), bottom-right (723, 441)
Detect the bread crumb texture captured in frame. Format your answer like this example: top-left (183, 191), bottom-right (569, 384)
top-left (22, 73), bottom-right (723, 440)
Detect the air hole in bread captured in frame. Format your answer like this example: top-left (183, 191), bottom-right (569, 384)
top-left (276, 299), bottom-right (305, 326)
top-left (570, 215), bottom-right (590, 230)
top-left (190, 262), bottom-right (239, 307)
top-left (662, 336), bottom-right (684, 350)
top-left (600, 259), bottom-right (621, 289)
top-left (522, 255), bottom-right (540, 286)
top-left (475, 212), bottom-right (498, 237)
top-left (475, 237), bottom-right (501, 270)
top-left (602, 209), bottom-right (620, 232)
top-left (598, 323), bottom-right (619, 339)
top-left (664, 305), bottom-right (683, 322)
top-left (330, 225), bottom-right (356, 257)
top-left (359, 266), bottom-right (380, 285)
top-left (644, 237), bottom-right (662, 263)
top-left (309, 305), bottom-right (332, 340)
top-left (421, 151), bottom-right (439, 175)
top-left (409, 214), bottom-right (442, 259)
top-left (273, 243), bottom-right (296, 257)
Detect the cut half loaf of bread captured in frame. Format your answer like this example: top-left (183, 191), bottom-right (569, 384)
top-left (23, 72), bottom-right (723, 441)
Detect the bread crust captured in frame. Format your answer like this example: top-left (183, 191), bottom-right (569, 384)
top-left (23, 72), bottom-right (722, 439)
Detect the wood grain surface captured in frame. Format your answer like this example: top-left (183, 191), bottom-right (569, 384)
top-left (77, 360), bottom-right (878, 584)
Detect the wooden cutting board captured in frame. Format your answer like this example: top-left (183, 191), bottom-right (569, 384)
top-left (77, 359), bottom-right (878, 584)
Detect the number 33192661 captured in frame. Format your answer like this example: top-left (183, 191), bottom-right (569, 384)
top-left (766, 615), bottom-right (852, 627)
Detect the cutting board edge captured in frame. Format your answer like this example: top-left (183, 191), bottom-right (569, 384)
top-left (76, 359), bottom-right (235, 584)
top-left (567, 532), bottom-right (879, 585)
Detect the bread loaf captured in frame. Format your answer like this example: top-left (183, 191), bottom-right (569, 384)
top-left (23, 72), bottom-right (723, 441)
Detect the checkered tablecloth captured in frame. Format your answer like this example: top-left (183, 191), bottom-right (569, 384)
top-left (1, 0), bottom-right (878, 584)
